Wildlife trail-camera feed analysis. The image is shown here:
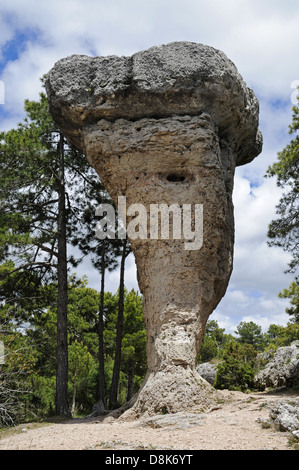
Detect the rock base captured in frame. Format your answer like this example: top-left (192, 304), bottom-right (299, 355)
top-left (120, 366), bottom-right (223, 419)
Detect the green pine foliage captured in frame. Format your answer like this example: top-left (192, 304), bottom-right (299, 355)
top-left (265, 89), bottom-right (299, 274)
top-left (278, 281), bottom-right (299, 323)
top-left (198, 318), bottom-right (299, 392)
top-left (1, 275), bottom-right (147, 422)
top-left (214, 341), bottom-right (257, 392)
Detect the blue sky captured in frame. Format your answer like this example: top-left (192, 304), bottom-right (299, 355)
top-left (0, 0), bottom-right (298, 334)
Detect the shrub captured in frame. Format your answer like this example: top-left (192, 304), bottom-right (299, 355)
top-left (214, 341), bottom-right (257, 392)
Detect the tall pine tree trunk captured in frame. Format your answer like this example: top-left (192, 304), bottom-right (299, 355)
top-left (109, 238), bottom-right (127, 409)
top-left (55, 133), bottom-right (70, 416)
top-left (98, 241), bottom-right (106, 408)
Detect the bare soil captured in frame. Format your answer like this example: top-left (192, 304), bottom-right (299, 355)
top-left (0, 389), bottom-right (298, 451)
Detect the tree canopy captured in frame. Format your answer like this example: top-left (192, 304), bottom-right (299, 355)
top-left (266, 89), bottom-right (299, 274)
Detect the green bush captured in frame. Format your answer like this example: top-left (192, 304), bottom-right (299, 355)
top-left (214, 341), bottom-right (257, 392)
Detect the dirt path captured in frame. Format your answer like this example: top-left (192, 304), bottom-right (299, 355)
top-left (0, 390), bottom-right (297, 451)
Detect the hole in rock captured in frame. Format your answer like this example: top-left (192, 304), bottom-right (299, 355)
top-left (166, 174), bottom-right (186, 183)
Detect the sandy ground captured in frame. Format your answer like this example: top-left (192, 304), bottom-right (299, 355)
top-left (0, 389), bottom-right (297, 451)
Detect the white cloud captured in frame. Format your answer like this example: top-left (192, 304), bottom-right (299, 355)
top-left (212, 171), bottom-right (294, 333)
top-left (0, 18), bottom-right (14, 55)
top-left (234, 175), bottom-right (292, 283)
top-left (233, 174), bottom-right (281, 246)
top-left (213, 284), bottom-right (291, 334)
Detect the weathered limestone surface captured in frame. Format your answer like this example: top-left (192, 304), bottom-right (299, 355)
top-left (46, 42), bottom-right (262, 416)
top-left (255, 341), bottom-right (299, 390)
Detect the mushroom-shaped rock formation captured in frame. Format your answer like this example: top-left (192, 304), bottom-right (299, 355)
top-left (46, 42), bottom-right (262, 416)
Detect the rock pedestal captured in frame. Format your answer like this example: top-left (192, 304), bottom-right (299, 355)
top-left (46, 42), bottom-right (262, 415)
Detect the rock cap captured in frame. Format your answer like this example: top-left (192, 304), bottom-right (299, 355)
top-left (46, 41), bottom-right (262, 165)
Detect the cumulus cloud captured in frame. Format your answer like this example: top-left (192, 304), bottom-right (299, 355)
top-left (213, 289), bottom-right (290, 334)
top-left (213, 172), bottom-right (294, 332)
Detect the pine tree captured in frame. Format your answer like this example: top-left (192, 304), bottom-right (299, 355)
top-left (266, 89), bottom-right (299, 274)
top-left (109, 238), bottom-right (131, 409)
top-left (0, 85), bottom-right (104, 415)
top-left (72, 191), bottom-right (123, 409)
